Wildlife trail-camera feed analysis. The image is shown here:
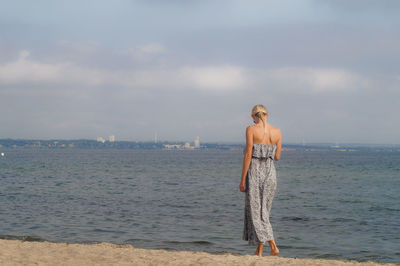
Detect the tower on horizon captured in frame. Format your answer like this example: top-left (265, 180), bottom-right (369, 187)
top-left (194, 136), bottom-right (200, 148)
top-left (154, 132), bottom-right (158, 143)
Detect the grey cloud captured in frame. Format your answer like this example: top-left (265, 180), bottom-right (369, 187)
top-left (313, 0), bottom-right (400, 13)
top-left (1, 44), bottom-right (399, 143)
top-left (1, 1), bottom-right (399, 144)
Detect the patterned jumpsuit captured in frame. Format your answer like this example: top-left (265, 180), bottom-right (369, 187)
top-left (242, 143), bottom-right (277, 245)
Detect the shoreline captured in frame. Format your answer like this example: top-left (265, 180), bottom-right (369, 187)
top-left (0, 239), bottom-right (396, 266)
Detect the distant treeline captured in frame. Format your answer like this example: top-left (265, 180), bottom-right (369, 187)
top-left (0, 139), bottom-right (243, 150)
top-left (0, 139), bottom-right (398, 152)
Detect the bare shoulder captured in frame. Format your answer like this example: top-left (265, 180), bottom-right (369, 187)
top-left (269, 124), bottom-right (281, 132)
top-left (246, 124), bottom-right (256, 132)
top-left (269, 124), bottom-right (282, 138)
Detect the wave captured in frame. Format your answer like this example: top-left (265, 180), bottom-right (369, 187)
top-left (125, 238), bottom-right (214, 246)
top-left (281, 216), bottom-right (310, 222)
top-left (164, 240), bottom-right (214, 245)
top-left (0, 234), bottom-right (46, 242)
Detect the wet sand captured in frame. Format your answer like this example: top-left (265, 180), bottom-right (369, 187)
top-left (0, 239), bottom-right (396, 265)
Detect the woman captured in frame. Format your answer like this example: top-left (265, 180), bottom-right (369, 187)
top-left (240, 104), bottom-right (281, 257)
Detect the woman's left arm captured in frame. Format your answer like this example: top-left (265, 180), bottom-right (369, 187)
top-left (240, 126), bottom-right (253, 192)
top-left (274, 129), bottom-right (282, 161)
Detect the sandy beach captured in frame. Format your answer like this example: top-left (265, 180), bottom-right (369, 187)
top-left (0, 239), bottom-right (396, 266)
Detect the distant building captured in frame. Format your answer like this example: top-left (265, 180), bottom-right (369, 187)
top-left (194, 136), bottom-right (200, 148)
top-left (163, 143), bottom-right (194, 150)
top-left (164, 144), bottom-right (182, 149)
top-left (109, 135), bottom-right (115, 142)
top-left (96, 137), bottom-right (105, 143)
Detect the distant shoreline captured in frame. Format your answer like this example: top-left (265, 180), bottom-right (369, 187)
top-left (0, 239), bottom-right (396, 265)
top-left (0, 139), bottom-right (399, 151)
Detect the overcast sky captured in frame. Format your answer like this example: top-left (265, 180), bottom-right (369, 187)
top-left (0, 0), bottom-right (399, 144)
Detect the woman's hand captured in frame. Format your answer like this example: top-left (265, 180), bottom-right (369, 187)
top-left (239, 182), bottom-right (246, 192)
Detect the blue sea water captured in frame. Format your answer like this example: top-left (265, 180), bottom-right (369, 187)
top-left (0, 148), bottom-right (399, 263)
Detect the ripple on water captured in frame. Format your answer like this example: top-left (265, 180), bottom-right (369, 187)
top-left (0, 149), bottom-right (399, 263)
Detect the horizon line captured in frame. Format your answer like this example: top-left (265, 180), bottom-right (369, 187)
top-left (0, 138), bottom-right (399, 146)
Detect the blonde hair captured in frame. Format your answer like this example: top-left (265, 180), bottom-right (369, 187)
top-left (251, 104), bottom-right (269, 133)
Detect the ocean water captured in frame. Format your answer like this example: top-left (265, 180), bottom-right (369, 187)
top-left (0, 148), bottom-right (399, 263)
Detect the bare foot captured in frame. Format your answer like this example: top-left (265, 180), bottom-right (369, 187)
top-left (270, 247), bottom-right (279, 256)
top-left (253, 247), bottom-right (258, 256)
top-left (254, 246), bottom-right (263, 257)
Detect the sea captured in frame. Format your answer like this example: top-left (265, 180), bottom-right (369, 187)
top-left (0, 148), bottom-right (399, 263)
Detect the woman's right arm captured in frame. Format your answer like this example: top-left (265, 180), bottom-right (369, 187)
top-left (240, 126), bottom-right (253, 192)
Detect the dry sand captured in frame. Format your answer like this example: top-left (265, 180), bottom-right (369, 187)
top-left (0, 239), bottom-right (397, 266)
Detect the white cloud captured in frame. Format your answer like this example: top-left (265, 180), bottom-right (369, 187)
top-left (106, 65), bottom-right (246, 91)
top-left (0, 49), bottom-right (370, 97)
top-left (0, 50), bottom-right (104, 87)
top-left (251, 67), bottom-right (367, 93)
top-left (0, 50), bottom-right (66, 84)
top-left (178, 65), bottom-right (245, 91)
top-left (120, 43), bottom-right (166, 59)
top-left (137, 43), bottom-right (166, 54)
top-left (0, 51), bottom-right (246, 92)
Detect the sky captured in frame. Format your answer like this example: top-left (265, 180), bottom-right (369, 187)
top-left (0, 0), bottom-right (399, 144)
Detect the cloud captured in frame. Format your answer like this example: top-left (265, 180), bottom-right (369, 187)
top-left (255, 67), bottom-right (367, 93)
top-left (0, 50), bottom-right (67, 85)
top-left (57, 40), bottom-right (102, 55)
top-left (1, 0), bottom-right (399, 143)
top-left (0, 50), bottom-right (106, 88)
top-left (179, 65), bottom-right (245, 91)
top-left (0, 49), bottom-right (245, 92)
top-left (137, 43), bottom-right (166, 54)
top-left (313, 0), bottom-right (400, 14)
top-left (0, 48), bottom-right (368, 93)
top-left (118, 43), bottom-right (167, 64)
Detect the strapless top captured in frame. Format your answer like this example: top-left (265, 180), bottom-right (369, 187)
top-left (252, 143), bottom-right (276, 160)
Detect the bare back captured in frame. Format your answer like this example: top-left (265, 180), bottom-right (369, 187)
top-left (251, 123), bottom-right (280, 146)
top-left (240, 119), bottom-right (282, 194)
top-left (245, 122), bottom-right (282, 161)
